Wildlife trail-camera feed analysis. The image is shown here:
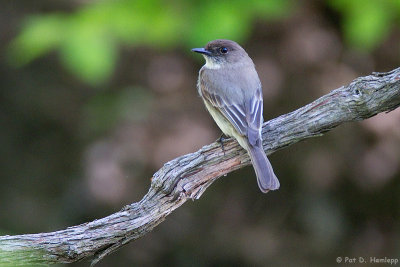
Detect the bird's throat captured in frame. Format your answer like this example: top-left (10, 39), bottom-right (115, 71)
top-left (204, 56), bottom-right (222, 69)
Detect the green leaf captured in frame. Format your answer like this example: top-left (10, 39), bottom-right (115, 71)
top-left (344, 2), bottom-right (393, 50)
top-left (328, 0), bottom-right (396, 51)
top-left (59, 22), bottom-right (116, 85)
top-left (250, 0), bottom-right (293, 18)
top-left (188, 1), bottom-right (252, 47)
top-left (8, 15), bottom-right (65, 66)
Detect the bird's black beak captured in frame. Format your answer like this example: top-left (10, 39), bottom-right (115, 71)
top-left (191, 47), bottom-right (212, 56)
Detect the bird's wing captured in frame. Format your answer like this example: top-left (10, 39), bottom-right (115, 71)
top-left (200, 81), bottom-right (264, 147)
top-left (245, 86), bottom-right (264, 147)
top-left (201, 86), bottom-right (248, 136)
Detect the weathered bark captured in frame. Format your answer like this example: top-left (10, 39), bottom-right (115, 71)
top-left (1, 68), bottom-right (400, 266)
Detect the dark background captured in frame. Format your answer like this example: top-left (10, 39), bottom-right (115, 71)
top-left (1, 0), bottom-right (400, 266)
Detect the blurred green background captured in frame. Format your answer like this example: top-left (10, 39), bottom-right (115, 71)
top-left (1, 0), bottom-right (400, 266)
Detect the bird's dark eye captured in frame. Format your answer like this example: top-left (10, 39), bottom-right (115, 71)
top-left (220, 47), bottom-right (228, 54)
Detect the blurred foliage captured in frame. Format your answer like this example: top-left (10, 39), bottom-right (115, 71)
top-left (7, 0), bottom-right (292, 85)
top-left (328, 0), bottom-right (400, 51)
top-left (8, 0), bottom-right (400, 85)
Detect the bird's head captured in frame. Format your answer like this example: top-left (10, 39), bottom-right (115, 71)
top-left (192, 39), bottom-right (249, 69)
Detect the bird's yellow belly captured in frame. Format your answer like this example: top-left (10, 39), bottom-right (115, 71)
top-left (203, 100), bottom-right (248, 149)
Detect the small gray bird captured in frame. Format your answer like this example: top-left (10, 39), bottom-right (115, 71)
top-left (192, 39), bottom-right (280, 193)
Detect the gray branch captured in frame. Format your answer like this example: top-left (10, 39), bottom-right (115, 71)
top-left (1, 68), bottom-right (400, 266)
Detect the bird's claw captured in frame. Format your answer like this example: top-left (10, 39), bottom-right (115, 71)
top-left (216, 133), bottom-right (228, 156)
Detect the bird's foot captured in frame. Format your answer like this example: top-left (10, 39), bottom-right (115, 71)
top-left (216, 133), bottom-right (228, 155)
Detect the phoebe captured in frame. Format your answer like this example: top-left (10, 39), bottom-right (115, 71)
top-left (192, 39), bottom-right (280, 193)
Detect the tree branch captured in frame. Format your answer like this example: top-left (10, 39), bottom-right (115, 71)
top-left (1, 68), bottom-right (400, 266)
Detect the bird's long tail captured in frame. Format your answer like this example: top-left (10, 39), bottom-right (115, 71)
top-left (247, 144), bottom-right (280, 193)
